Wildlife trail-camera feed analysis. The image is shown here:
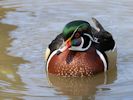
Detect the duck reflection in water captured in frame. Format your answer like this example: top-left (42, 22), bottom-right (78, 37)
top-left (47, 67), bottom-right (117, 100)
top-left (46, 18), bottom-right (117, 99)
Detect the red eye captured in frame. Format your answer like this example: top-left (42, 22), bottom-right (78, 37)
top-left (75, 32), bottom-right (80, 38)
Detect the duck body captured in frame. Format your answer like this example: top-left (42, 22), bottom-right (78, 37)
top-left (47, 47), bottom-right (106, 77)
top-left (45, 18), bottom-right (117, 77)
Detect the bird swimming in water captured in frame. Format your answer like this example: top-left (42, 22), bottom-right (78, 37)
top-left (45, 18), bottom-right (117, 77)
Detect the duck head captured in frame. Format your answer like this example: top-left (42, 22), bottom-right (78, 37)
top-left (57, 20), bottom-right (96, 54)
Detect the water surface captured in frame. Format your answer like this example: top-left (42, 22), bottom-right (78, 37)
top-left (0, 0), bottom-right (133, 100)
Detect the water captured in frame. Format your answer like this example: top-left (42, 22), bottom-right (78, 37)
top-left (0, 0), bottom-right (133, 99)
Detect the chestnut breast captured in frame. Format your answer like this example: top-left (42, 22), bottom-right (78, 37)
top-left (48, 47), bottom-right (104, 77)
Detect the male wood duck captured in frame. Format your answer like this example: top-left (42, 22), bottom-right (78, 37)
top-left (45, 18), bottom-right (117, 77)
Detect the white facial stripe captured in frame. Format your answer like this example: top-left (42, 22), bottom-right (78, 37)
top-left (71, 24), bottom-right (91, 40)
top-left (70, 24), bottom-right (84, 40)
top-left (96, 50), bottom-right (108, 72)
top-left (71, 25), bottom-right (81, 38)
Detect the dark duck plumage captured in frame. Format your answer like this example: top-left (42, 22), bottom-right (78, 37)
top-left (91, 18), bottom-right (116, 52)
top-left (45, 18), bottom-right (117, 77)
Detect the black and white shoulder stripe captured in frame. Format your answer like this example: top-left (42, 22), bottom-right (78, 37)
top-left (96, 50), bottom-right (108, 72)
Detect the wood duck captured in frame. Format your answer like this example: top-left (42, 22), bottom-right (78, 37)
top-left (45, 18), bottom-right (117, 77)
